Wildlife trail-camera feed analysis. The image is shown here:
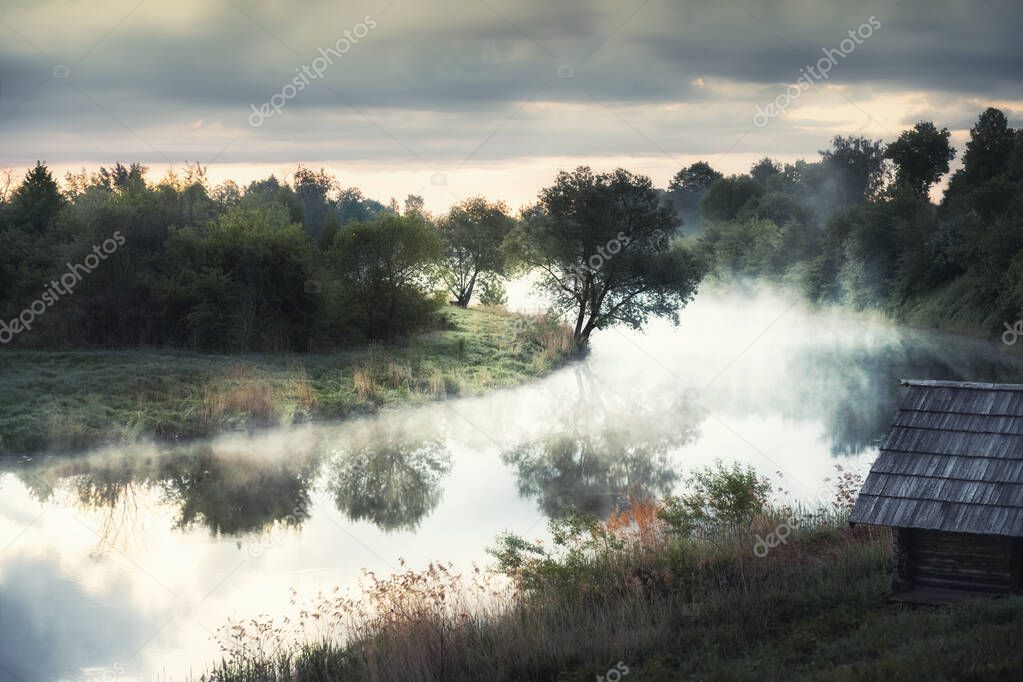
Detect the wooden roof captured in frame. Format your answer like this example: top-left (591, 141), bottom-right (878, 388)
top-left (849, 380), bottom-right (1023, 536)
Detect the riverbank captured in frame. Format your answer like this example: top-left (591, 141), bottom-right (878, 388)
top-left (202, 480), bottom-right (1023, 681)
top-left (0, 306), bottom-right (575, 455)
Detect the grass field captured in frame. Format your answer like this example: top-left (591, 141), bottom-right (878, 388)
top-left (0, 306), bottom-right (574, 455)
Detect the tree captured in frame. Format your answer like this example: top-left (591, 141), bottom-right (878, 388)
top-left (668, 161), bottom-right (723, 194)
top-left (436, 197), bottom-right (516, 307)
top-left (293, 166), bottom-right (337, 238)
top-left (960, 107), bottom-right (1015, 183)
top-left (329, 427), bottom-right (451, 531)
top-left (336, 186), bottom-right (387, 226)
top-left (700, 175), bottom-right (764, 222)
top-left (11, 161), bottom-right (64, 232)
top-left (820, 135), bottom-right (886, 203)
top-left (403, 194), bottom-right (427, 219)
top-left (884, 121), bottom-right (955, 196)
top-left (667, 161), bottom-right (723, 230)
top-left (94, 162), bottom-right (148, 194)
top-left (750, 157), bottom-right (781, 186)
top-left (156, 205), bottom-right (317, 351)
top-left (515, 167), bottom-right (705, 350)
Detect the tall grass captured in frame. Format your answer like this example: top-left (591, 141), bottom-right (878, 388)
top-left (202, 461), bottom-right (1023, 681)
top-left (201, 502), bottom-right (892, 680)
top-left (200, 365), bottom-right (278, 428)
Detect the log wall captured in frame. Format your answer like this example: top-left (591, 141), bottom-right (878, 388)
top-left (903, 529), bottom-right (1021, 594)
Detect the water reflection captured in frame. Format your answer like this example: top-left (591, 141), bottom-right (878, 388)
top-left (327, 424), bottom-right (452, 532)
top-left (0, 557), bottom-right (151, 682)
top-left (161, 446), bottom-right (318, 536)
top-left (504, 429), bottom-right (684, 517)
top-left (501, 364), bottom-right (701, 517)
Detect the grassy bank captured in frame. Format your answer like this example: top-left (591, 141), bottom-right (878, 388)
top-left (202, 466), bottom-right (1023, 682)
top-left (0, 306), bottom-right (574, 455)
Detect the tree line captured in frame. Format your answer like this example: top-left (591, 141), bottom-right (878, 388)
top-left (693, 107), bottom-right (1023, 335)
top-left (3, 105), bottom-right (1014, 353)
top-left (0, 161), bottom-right (700, 352)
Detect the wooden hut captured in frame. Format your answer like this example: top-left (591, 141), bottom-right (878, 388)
top-left (849, 379), bottom-right (1023, 603)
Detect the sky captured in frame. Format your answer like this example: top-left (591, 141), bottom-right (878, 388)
top-left (1, 0), bottom-right (1022, 212)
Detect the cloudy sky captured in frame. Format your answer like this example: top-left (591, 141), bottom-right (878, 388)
top-left (1, 0), bottom-right (1021, 211)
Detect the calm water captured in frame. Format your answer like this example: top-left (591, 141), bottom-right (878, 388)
top-left (1, 285), bottom-right (1021, 681)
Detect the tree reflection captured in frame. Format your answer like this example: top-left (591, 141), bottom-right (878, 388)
top-left (12, 453), bottom-right (156, 552)
top-left (502, 362), bottom-right (702, 518)
top-left (158, 446), bottom-right (318, 536)
top-left (327, 424), bottom-right (452, 532)
top-left (503, 430), bottom-right (685, 518)
top-left (8, 439), bottom-right (322, 545)
top-left (787, 333), bottom-right (1023, 456)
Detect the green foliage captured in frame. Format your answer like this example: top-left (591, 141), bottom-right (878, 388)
top-left (749, 157), bottom-right (781, 186)
top-left (476, 274), bottom-right (508, 306)
top-left (326, 213), bottom-right (442, 342)
top-left (700, 175), bottom-right (764, 222)
top-left (697, 107), bottom-right (1023, 340)
top-left (10, 161), bottom-right (63, 233)
top-left (884, 121), bottom-right (956, 195)
top-left (515, 166), bottom-right (704, 348)
top-left (0, 163), bottom-right (439, 351)
top-left (658, 460), bottom-right (771, 534)
top-left (436, 196), bottom-right (516, 306)
top-left (667, 160), bottom-right (724, 230)
top-left (490, 508), bottom-right (630, 600)
top-left (819, 135), bottom-right (887, 204)
top-left (700, 218), bottom-right (783, 276)
top-left (155, 205), bottom-right (317, 351)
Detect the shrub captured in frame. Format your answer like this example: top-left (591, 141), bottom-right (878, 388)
top-left (658, 460), bottom-right (771, 535)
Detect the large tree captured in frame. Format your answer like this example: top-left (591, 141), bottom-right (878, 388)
top-left (668, 161), bottom-right (723, 195)
top-left (960, 107), bottom-right (1015, 183)
top-left (820, 135), bottom-right (887, 204)
top-left (884, 121), bottom-right (956, 196)
top-left (667, 161), bottom-right (723, 230)
top-left (436, 196), bottom-right (516, 307)
top-left (750, 157), bottom-right (781, 186)
top-left (516, 167), bottom-right (705, 350)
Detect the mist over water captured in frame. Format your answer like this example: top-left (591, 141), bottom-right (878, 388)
top-left (2, 283), bottom-right (1021, 680)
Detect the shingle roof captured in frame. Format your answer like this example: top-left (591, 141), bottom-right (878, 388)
top-left (849, 380), bottom-right (1023, 536)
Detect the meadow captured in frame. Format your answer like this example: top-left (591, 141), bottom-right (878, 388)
top-left (0, 306), bottom-right (573, 455)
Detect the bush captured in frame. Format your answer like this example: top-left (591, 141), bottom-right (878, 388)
top-left (325, 214), bottom-right (443, 343)
top-left (658, 460), bottom-right (771, 535)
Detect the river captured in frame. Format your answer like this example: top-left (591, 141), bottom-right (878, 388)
top-left (1, 284), bottom-right (1020, 681)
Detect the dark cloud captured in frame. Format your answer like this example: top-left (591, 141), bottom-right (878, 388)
top-left (0, 0), bottom-right (1020, 169)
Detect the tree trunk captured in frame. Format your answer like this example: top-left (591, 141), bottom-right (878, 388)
top-left (456, 269), bottom-right (479, 308)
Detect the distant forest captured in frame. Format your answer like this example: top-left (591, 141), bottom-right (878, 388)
top-left (0, 106), bottom-right (1020, 351)
top-left (693, 107), bottom-right (1023, 335)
